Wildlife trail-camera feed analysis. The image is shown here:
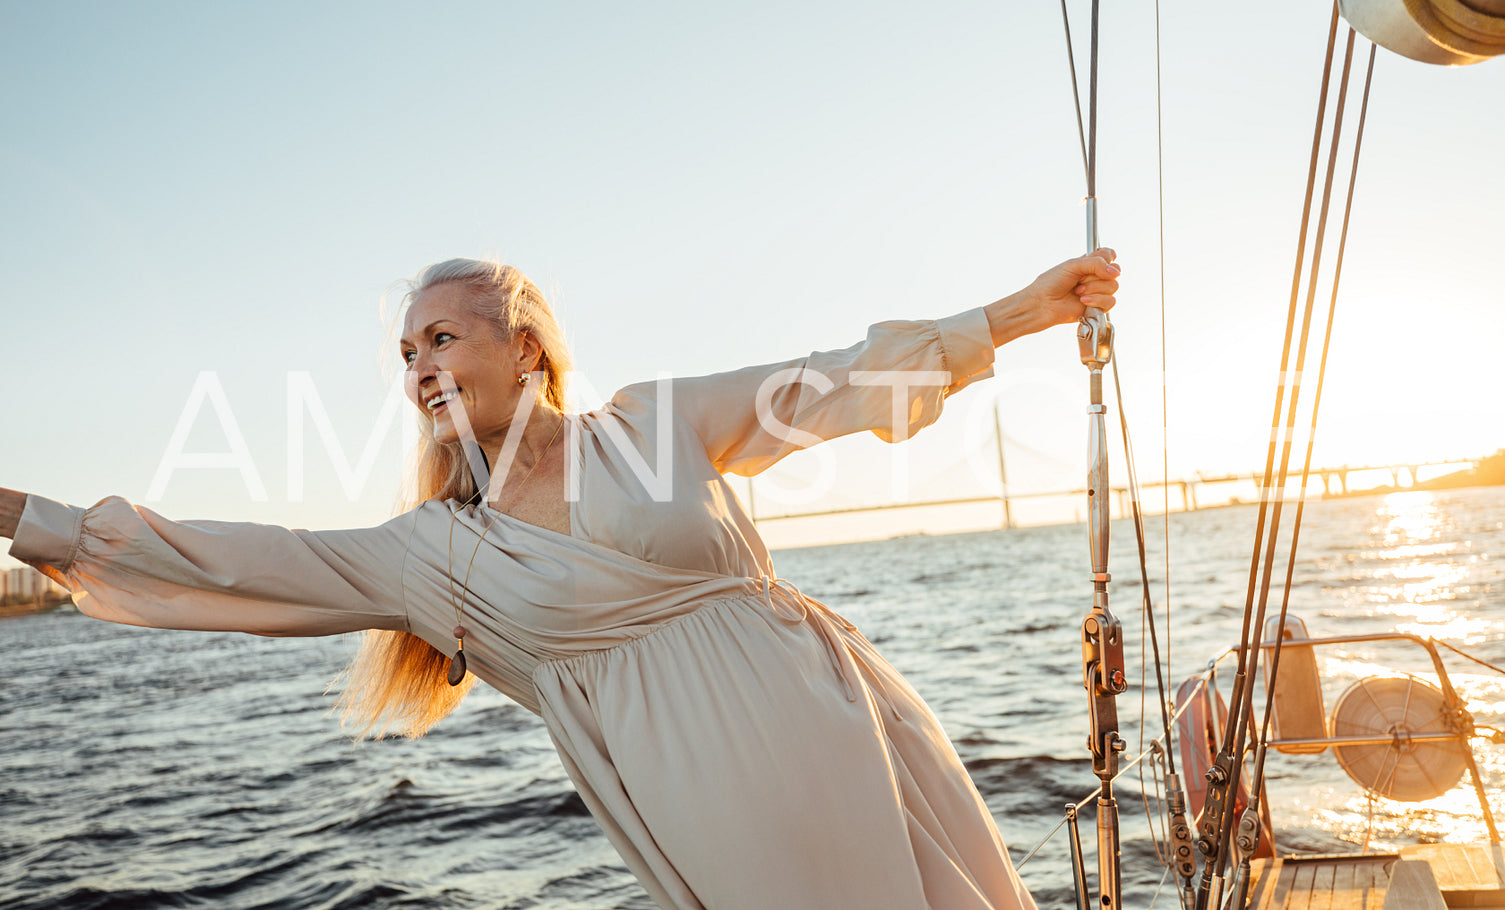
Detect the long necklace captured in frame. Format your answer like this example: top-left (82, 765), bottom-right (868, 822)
top-left (444, 413), bottom-right (564, 686)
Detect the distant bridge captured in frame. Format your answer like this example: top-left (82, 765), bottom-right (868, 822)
top-left (750, 457), bottom-right (1482, 527)
top-left (1179, 459), bottom-right (1479, 505)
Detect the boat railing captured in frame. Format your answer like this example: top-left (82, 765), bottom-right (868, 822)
top-left (1016, 672), bottom-right (1214, 870)
top-left (1229, 630), bottom-right (1497, 842)
top-left (1015, 631), bottom-right (1505, 903)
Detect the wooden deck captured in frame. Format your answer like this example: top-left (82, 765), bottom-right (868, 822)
top-left (1248, 853), bottom-right (1396, 909)
top-left (1246, 844), bottom-right (1505, 909)
top-left (1400, 844), bottom-right (1505, 907)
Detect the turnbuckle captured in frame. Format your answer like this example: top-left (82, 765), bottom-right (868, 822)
top-left (1078, 309), bottom-right (1114, 368)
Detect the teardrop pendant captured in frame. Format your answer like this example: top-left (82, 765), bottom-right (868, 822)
top-left (447, 648), bottom-right (468, 686)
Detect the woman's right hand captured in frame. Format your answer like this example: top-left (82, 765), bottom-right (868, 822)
top-left (1, 488), bottom-right (27, 539)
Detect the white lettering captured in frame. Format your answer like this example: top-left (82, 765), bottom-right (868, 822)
top-left (751, 368), bottom-right (837, 505)
top-left (286, 372), bottom-right (413, 501)
top-left (146, 371), bottom-right (268, 502)
top-left (849, 370), bottom-right (951, 497)
top-left (587, 374), bottom-right (676, 502)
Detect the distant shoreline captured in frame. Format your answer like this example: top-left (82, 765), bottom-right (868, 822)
top-left (768, 477), bottom-right (1505, 552)
top-left (0, 597), bottom-right (75, 621)
top-left (1316, 454), bottom-right (1504, 502)
top-left (4, 457), bottom-right (1499, 597)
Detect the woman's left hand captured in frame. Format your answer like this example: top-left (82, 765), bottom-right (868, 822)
top-left (1, 488), bottom-right (27, 540)
top-left (1036, 247), bottom-right (1119, 323)
top-left (985, 248), bottom-right (1120, 347)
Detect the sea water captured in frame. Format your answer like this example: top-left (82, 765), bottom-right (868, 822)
top-left (2, 487), bottom-right (1501, 909)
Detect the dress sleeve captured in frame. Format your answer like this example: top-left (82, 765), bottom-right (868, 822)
top-left (610, 306), bottom-right (996, 477)
top-left (6, 493), bottom-right (414, 637)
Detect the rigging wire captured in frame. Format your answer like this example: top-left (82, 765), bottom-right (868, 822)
top-left (1058, 0), bottom-right (1090, 184)
top-left (1196, 8), bottom-right (1344, 903)
top-left (1087, 0), bottom-right (1098, 198)
top-left (1232, 18), bottom-right (1360, 841)
top-left (1017, 670), bottom-right (1217, 872)
top-left (1198, 11), bottom-right (1411, 907)
top-left (1221, 4), bottom-right (1342, 765)
top-left (1250, 24), bottom-right (1359, 726)
top-left (1015, 739), bottom-right (1164, 870)
top-left (1250, 40), bottom-right (1377, 806)
top-left (1148, 7), bottom-right (1187, 904)
top-left (1051, 2), bottom-right (1186, 899)
top-left (1017, 816), bottom-right (1073, 870)
top-left (1153, 0), bottom-right (1171, 691)
top-left (1223, 0), bottom-right (1342, 740)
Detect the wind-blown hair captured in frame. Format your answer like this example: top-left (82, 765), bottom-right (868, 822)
top-left (335, 258), bottom-right (572, 739)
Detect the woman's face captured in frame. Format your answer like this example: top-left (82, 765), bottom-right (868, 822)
top-left (400, 282), bottom-right (541, 448)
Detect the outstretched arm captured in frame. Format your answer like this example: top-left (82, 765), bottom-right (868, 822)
top-left (609, 248), bottom-right (1123, 477)
top-left (0, 488), bottom-right (23, 540)
top-left (4, 491), bottom-right (413, 637)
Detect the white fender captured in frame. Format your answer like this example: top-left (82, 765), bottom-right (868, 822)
top-left (1340, 0), bottom-right (1505, 65)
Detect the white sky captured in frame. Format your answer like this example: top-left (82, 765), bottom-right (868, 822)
top-left (3, 1), bottom-right (1501, 564)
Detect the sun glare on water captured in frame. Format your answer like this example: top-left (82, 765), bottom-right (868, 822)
top-left (1282, 490), bottom-right (1505, 850)
top-left (1377, 491), bottom-right (1444, 546)
top-left (1350, 491), bottom-right (1493, 641)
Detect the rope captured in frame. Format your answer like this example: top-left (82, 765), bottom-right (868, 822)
top-left (1148, 864), bottom-right (1175, 909)
top-left (1113, 355), bottom-right (1178, 771)
top-left (1436, 640), bottom-right (1505, 677)
top-left (1137, 741), bottom-right (1174, 870)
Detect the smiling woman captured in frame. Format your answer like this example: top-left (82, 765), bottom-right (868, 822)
top-left (343, 259), bottom-right (579, 736)
top-left (3, 250), bottom-right (1120, 910)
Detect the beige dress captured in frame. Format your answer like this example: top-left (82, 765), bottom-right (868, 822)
top-left (10, 308), bottom-right (1037, 910)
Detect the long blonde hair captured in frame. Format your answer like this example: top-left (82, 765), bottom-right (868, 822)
top-left (335, 258), bottom-right (572, 739)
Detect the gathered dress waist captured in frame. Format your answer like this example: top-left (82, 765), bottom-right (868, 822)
top-left (758, 576), bottom-right (905, 723)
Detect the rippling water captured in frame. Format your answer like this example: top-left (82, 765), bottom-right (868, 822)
top-left (3, 487), bottom-right (1502, 909)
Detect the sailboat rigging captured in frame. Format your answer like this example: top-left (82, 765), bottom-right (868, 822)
top-left (1058, 2), bottom-right (1134, 908)
top-left (1044, 1), bottom-right (1505, 908)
